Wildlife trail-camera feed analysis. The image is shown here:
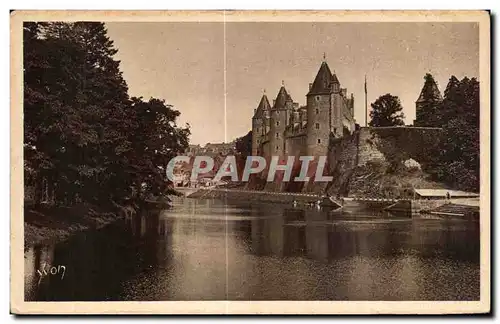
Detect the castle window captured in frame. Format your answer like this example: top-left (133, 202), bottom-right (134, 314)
top-left (315, 123), bottom-right (320, 129)
top-left (256, 127), bottom-right (259, 133)
top-left (276, 121), bottom-right (280, 126)
top-left (257, 139), bottom-right (260, 144)
top-left (276, 145), bottom-right (279, 151)
top-left (316, 96), bottom-right (320, 102)
top-left (275, 132), bottom-right (279, 138)
top-left (315, 108), bottom-right (319, 114)
top-left (317, 139), bottom-right (321, 144)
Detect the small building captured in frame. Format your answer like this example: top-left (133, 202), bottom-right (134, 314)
top-left (199, 177), bottom-right (215, 187)
top-left (413, 189), bottom-right (479, 200)
top-left (172, 172), bottom-right (190, 187)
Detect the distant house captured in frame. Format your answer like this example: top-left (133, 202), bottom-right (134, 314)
top-left (172, 172), bottom-right (190, 187)
top-left (186, 144), bottom-right (202, 156)
top-left (414, 189), bottom-right (479, 200)
top-left (199, 177), bottom-right (215, 187)
top-left (185, 142), bottom-right (236, 157)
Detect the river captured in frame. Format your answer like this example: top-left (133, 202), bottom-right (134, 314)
top-left (24, 196), bottom-right (480, 301)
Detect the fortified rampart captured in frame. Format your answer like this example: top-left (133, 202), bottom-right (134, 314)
top-left (249, 126), bottom-right (444, 196)
top-left (326, 126), bottom-right (444, 197)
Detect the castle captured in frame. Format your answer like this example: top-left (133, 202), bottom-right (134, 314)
top-left (251, 59), bottom-right (356, 159)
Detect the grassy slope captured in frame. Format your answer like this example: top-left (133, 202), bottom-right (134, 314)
top-left (24, 203), bottom-right (125, 247)
top-left (327, 129), bottom-right (448, 198)
top-left (345, 162), bottom-right (446, 198)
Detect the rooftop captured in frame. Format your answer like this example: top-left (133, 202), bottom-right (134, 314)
top-left (307, 61), bottom-right (339, 96)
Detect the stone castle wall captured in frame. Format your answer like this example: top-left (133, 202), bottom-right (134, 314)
top-left (357, 127), bottom-right (442, 166)
top-left (248, 126), bottom-right (442, 196)
top-left (326, 126), bottom-right (443, 196)
top-left (329, 126), bottom-right (442, 171)
top-left (285, 133), bottom-right (307, 157)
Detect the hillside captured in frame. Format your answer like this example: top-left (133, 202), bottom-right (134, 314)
top-left (326, 127), bottom-right (448, 198)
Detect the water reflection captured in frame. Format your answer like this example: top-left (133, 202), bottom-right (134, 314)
top-left (24, 245), bottom-right (55, 300)
top-left (24, 197), bottom-right (480, 301)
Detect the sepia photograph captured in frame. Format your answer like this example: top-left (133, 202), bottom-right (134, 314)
top-left (10, 10), bottom-right (490, 314)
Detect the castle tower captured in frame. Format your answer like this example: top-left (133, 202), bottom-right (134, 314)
top-left (269, 84), bottom-right (294, 157)
top-left (414, 73), bottom-right (443, 126)
top-left (330, 73), bottom-right (346, 137)
top-left (251, 93), bottom-right (271, 156)
top-left (306, 61), bottom-right (336, 156)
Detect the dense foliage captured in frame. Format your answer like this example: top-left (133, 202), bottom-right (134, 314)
top-left (234, 130), bottom-right (252, 157)
top-left (23, 22), bottom-right (190, 205)
top-left (368, 73), bottom-right (480, 192)
top-left (369, 94), bottom-right (405, 127)
top-left (422, 76), bottom-right (480, 192)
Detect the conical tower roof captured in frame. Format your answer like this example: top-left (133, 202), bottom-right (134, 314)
top-left (416, 74), bottom-right (443, 103)
top-left (308, 61), bottom-right (337, 95)
top-left (331, 73), bottom-right (339, 84)
top-left (253, 94), bottom-right (271, 118)
top-left (273, 86), bottom-right (292, 110)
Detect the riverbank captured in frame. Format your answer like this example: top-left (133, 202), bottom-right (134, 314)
top-left (24, 202), bottom-right (136, 247)
top-left (188, 188), bottom-right (480, 218)
top-left (188, 188), bottom-right (322, 204)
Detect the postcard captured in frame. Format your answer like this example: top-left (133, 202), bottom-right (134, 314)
top-left (10, 10), bottom-right (490, 315)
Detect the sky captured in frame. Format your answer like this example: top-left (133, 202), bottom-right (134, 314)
top-left (106, 22), bottom-right (479, 145)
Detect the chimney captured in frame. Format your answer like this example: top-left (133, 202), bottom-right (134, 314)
top-left (309, 83), bottom-right (313, 90)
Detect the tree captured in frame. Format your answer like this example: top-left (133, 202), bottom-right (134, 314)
top-left (23, 22), bottom-right (93, 204)
top-left (432, 75), bottom-right (460, 124)
top-left (23, 22), bottom-right (191, 206)
top-left (128, 97), bottom-right (190, 198)
top-left (23, 22), bottom-right (46, 196)
top-left (369, 94), bottom-right (405, 127)
top-left (439, 77), bottom-right (479, 191)
top-left (43, 22), bottom-right (133, 203)
top-left (234, 131), bottom-right (252, 157)
top-left (423, 76), bottom-right (480, 192)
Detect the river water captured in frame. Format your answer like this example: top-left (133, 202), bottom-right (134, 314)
top-left (25, 197), bottom-right (480, 301)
